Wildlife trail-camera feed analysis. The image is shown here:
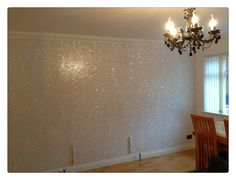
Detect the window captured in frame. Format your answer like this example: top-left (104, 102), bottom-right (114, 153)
top-left (204, 54), bottom-right (229, 115)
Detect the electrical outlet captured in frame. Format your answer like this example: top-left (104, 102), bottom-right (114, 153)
top-left (186, 134), bottom-right (192, 139)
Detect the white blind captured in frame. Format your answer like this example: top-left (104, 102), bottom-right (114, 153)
top-left (204, 56), bottom-right (220, 113)
top-left (221, 54), bottom-right (229, 114)
top-left (222, 56), bottom-right (227, 114)
top-left (204, 54), bottom-right (228, 114)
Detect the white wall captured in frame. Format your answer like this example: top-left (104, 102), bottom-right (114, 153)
top-left (8, 31), bottom-right (194, 172)
top-left (193, 38), bottom-right (229, 122)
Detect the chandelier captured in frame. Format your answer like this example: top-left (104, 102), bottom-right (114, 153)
top-left (163, 8), bottom-right (221, 56)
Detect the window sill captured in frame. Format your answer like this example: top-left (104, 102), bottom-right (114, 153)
top-left (203, 111), bottom-right (229, 117)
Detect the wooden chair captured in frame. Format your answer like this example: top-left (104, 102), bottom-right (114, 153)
top-left (191, 114), bottom-right (218, 170)
top-left (223, 119), bottom-right (229, 144)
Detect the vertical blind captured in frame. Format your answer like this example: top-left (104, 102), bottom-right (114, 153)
top-left (204, 54), bottom-right (228, 114)
top-left (204, 56), bottom-right (220, 113)
top-left (221, 54), bottom-right (228, 114)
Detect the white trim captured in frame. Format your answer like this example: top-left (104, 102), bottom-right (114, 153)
top-left (50, 143), bottom-right (194, 172)
top-left (203, 111), bottom-right (229, 117)
top-left (140, 143), bottom-right (194, 160)
top-left (8, 30), bottom-right (160, 45)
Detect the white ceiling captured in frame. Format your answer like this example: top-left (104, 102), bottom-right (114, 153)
top-left (8, 8), bottom-right (228, 40)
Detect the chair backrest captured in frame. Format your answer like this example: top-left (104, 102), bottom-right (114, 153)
top-left (191, 114), bottom-right (218, 169)
top-left (223, 119), bottom-right (229, 142)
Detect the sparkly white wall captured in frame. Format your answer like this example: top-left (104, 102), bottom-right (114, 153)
top-left (8, 32), bottom-right (194, 172)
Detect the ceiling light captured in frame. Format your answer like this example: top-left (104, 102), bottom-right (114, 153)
top-left (163, 8), bottom-right (221, 56)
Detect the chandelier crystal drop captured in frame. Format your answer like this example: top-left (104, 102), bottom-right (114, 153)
top-left (163, 8), bottom-right (221, 56)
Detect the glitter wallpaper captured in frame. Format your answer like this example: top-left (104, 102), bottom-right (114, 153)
top-left (8, 32), bottom-right (194, 172)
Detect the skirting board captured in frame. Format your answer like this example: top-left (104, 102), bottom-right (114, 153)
top-left (51, 143), bottom-right (194, 172)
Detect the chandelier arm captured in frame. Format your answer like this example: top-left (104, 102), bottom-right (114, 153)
top-left (203, 41), bottom-right (213, 49)
top-left (164, 33), bottom-right (186, 50)
top-left (199, 37), bottom-right (215, 44)
top-left (199, 29), bottom-right (221, 44)
top-left (173, 40), bottom-right (186, 50)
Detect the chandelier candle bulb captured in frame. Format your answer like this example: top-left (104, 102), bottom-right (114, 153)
top-left (191, 12), bottom-right (199, 27)
top-left (209, 14), bottom-right (217, 30)
top-left (165, 17), bottom-right (177, 37)
top-left (165, 17), bottom-right (173, 31)
top-left (170, 27), bottom-right (177, 37)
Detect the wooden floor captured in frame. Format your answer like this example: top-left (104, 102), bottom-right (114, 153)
top-left (87, 149), bottom-right (195, 172)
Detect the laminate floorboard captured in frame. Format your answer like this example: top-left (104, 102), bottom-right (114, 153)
top-left (86, 149), bottom-right (195, 172)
